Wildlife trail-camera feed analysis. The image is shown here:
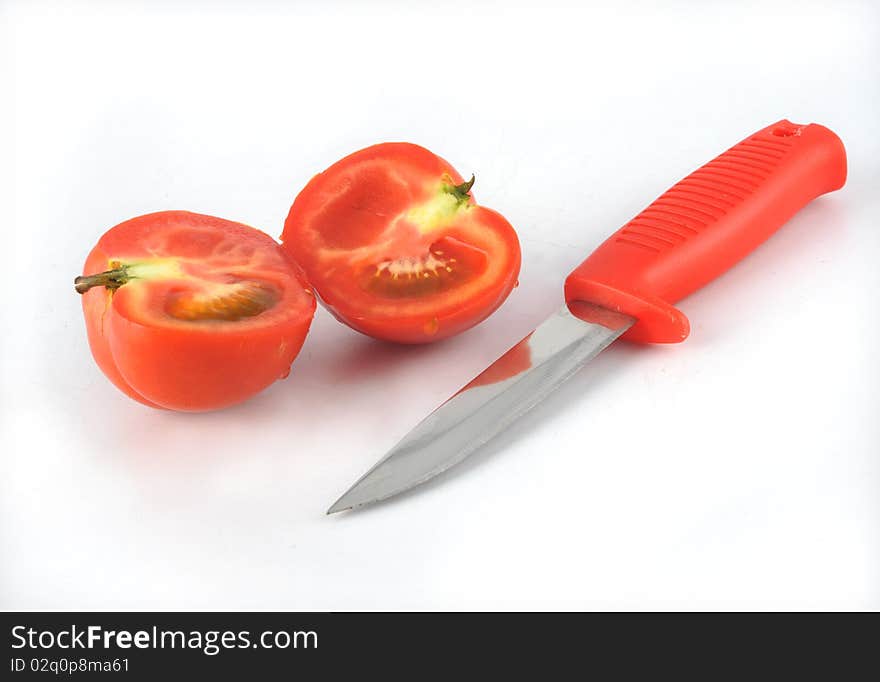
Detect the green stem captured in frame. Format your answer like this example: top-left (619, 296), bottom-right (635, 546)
top-left (450, 174), bottom-right (476, 201)
top-left (74, 267), bottom-right (129, 294)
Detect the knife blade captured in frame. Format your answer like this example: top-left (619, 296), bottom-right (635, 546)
top-left (328, 119), bottom-right (847, 514)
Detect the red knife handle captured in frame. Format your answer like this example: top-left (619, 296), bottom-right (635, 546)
top-left (564, 120), bottom-right (847, 343)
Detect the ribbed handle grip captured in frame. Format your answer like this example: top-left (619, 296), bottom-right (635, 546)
top-left (564, 120), bottom-right (847, 343)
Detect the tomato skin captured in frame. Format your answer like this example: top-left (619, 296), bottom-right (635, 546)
top-left (82, 240), bottom-right (163, 408)
top-left (80, 211), bottom-right (316, 411)
top-left (281, 143), bottom-right (521, 344)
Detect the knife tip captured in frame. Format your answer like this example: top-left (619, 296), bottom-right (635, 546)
top-left (327, 481), bottom-right (379, 515)
top-left (326, 498), bottom-right (352, 515)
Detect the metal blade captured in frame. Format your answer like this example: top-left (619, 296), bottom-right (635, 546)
top-left (327, 302), bottom-right (635, 514)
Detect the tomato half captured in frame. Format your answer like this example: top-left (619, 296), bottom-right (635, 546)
top-left (281, 143), bottom-right (521, 343)
top-left (77, 211), bottom-right (316, 411)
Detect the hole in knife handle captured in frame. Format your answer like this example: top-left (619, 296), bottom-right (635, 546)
top-left (771, 122), bottom-right (802, 137)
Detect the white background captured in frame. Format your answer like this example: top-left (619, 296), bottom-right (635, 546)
top-left (2, 0), bottom-right (878, 610)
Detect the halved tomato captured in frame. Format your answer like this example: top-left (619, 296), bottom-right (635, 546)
top-left (281, 143), bottom-right (521, 343)
top-left (77, 211), bottom-right (316, 411)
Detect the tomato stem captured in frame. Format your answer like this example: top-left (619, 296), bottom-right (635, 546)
top-left (451, 175), bottom-right (476, 201)
top-left (74, 267), bottom-right (129, 294)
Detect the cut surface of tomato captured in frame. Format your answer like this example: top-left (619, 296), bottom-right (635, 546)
top-left (281, 143), bottom-right (521, 343)
top-left (77, 211), bottom-right (316, 411)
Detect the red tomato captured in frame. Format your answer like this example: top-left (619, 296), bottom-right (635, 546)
top-left (77, 211), bottom-right (316, 411)
top-left (281, 143), bottom-right (521, 343)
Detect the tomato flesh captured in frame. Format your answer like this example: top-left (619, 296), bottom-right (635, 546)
top-left (79, 211), bottom-right (316, 411)
top-left (281, 143), bottom-right (521, 343)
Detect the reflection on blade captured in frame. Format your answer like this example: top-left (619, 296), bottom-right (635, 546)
top-left (327, 302), bottom-right (635, 514)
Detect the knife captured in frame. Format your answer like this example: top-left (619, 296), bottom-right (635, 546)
top-left (328, 119), bottom-right (847, 514)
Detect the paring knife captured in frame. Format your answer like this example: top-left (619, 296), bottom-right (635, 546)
top-left (328, 119), bottom-right (847, 514)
